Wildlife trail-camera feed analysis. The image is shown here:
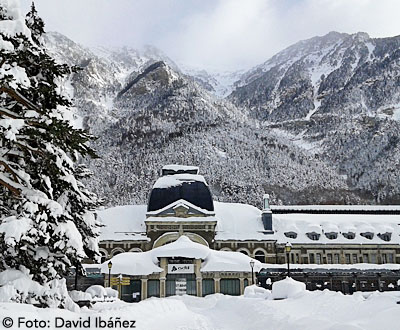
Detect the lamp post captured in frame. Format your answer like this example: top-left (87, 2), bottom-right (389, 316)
top-left (250, 260), bottom-right (255, 285)
top-left (285, 242), bottom-right (292, 278)
top-left (108, 260), bottom-right (113, 287)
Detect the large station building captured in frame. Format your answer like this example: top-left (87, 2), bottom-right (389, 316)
top-left (97, 165), bottom-right (400, 300)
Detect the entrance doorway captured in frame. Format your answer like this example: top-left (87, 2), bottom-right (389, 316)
top-left (166, 274), bottom-right (196, 296)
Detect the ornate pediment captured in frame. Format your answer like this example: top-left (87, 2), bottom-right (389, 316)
top-left (146, 199), bottom-right (215, 218)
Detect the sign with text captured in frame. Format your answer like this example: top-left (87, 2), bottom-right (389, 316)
top-left (167, 264), bottom-right (194, 274)
top-left (175, 278), bottom-right (187, 295)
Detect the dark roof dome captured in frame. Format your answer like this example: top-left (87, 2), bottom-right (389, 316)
top-left (147, 166), bottom-right (214, 212)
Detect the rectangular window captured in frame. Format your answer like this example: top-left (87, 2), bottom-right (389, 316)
top-left (202, 279), bottom-right (215, 296)
top-left (296, 254), bottom-right (300, 263)
top-left (334, 254), bottom-right (340, 264)
top-left (371, 254), bottom-right (377, 263)
top-left (363, 254), bottom-right (369, 263)
top-left (147, 280), bottom-right (160, 298)
top-left (309, 253), bottom-right (315, 264)
top-left (327, 254), bottom-right (333, 264)
top-left (345, 254), bottom-right (351, 264)
top-left (382, 254), bottom-right (388, 264)
top-left (220, 279), bottom-right (240, 296)
top-left (291, 253), bottom-right (295, 264)
top-left (352, 254), bottom-right (358, 264)
top-left (316, 253), bottom-right (322, 264)
top-left (388, 254), bottom-right (394, 263)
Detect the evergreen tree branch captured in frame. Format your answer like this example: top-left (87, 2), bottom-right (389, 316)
top-left (0, 160), bottom-right (20, 183)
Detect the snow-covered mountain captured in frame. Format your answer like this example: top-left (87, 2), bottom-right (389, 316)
top-left (230, 31), bottom-right (400, 203)
top-left (230, 31), bottom-right (400, 122)
top-left (179, 65), bottom-right (245, 97)
top-left (45, 31), bottom-right (400, 207)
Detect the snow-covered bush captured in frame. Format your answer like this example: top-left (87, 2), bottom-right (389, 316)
top-left (85, 285), bottom-right (108, 299)
top-left (69, 290), bottom-right (92, 302)
top-left (85, 285), bottom-right (118, 301)
top-left (272, 277), bottom-right (306, 299)
top-left (105, 287), bottom-right (119, 299)
top-left (0, 268), bottom-right (79, 311)
top-left (244, 285), bottom-right (271, 299)
top-left (0, 1), bottom-right (102, 307)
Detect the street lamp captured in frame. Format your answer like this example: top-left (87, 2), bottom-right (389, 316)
top-left (108, 260), bottom-right (113, 287)
top-left (250, 260), bottom-right (255, 285)
top-left (285, 242), bottom-right (292, 278)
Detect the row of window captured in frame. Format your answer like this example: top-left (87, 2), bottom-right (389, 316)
top-left (285, 231), bottom-right (392, 241)
top-left (147, 278), bottom-right (247, 297)
top-left (289, 252), bottom-right (395, 264)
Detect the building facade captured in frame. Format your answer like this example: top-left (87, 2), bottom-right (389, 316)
top-left (99, 165), bottom-right (400, 267)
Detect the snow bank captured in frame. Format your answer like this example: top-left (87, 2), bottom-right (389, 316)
top-left (1, 289), bottom-right (400, 329)
top-left (85, 285), bottom-right (107, 299)
top-left (105, 287), bottom-right (118, 299)
top-left (244, 285), bottom-right (271, 299)
top-left (69, 290), bottom-right (92, 302)
top-left (272, 277), bottom-right (306, 299)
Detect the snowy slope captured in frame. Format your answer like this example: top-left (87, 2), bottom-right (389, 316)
top-left (1, 290), bottom-right (400, 330)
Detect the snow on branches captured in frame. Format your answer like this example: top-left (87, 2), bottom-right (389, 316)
top-left (0, 0), bottom-right (102, 307)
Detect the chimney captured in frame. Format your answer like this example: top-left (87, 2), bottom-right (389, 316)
top-left (261, 194), bottom-right (273, 232)
top-left (263, 194), bottom-right (270, 210)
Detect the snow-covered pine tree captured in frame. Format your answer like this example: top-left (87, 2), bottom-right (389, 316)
top-left (0, 0), bottom-right (102, 307)
top-left (25, 2), bottom-right (44, 45)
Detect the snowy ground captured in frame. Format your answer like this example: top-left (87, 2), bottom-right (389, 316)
top-left (1, 289), bottom-right (400, 330)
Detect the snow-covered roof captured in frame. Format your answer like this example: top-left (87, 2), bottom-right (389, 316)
top-left (259, 263), bottom-right (400, 271)
top-left (151, 235), bottom-right (210, 260)
top-left (271, 205), bottom-right (400, 212)
top-left (98, 202), bottom-right (400, 244)
top-left (272, 213), bottom-right (400, 244)
top-left (100, 235), bottom-right (261, 275)
top-left (214, 202), bottom-right (268, 241)
top-left (153, 174), bottom-right (207, 189)
top-left (97, 205), bottom-right (149, 241)
top-left (162, 164), bottom-right (199, 172)
top-left (100, 251), bottom-right (163, 276)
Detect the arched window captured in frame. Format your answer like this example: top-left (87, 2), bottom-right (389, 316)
top-left (111, 248), bottom-right (125, 257)
top-left (237, 248), bottom-right (250, 256)
top-left (254, 250), bottom-right (266, 263)
top-left (129, 248), bottom-right (143, 253)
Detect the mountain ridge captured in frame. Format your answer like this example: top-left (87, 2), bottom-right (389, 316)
top-left (45, 31), bottom-right (400, 207)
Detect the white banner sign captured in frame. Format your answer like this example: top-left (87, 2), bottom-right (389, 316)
top-left (175, 278), bottom-right (187, 295)
top-left (167, 264), bottom-right (194, 274)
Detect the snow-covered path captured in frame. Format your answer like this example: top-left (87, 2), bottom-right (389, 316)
top-left (1, 290), bottom-right (400, 330)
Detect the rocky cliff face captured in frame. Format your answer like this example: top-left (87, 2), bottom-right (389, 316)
top-left (45, 31), bottom-right (400, 207)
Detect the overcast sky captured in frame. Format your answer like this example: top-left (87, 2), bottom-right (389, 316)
top-left (21, 0), bottom-right (400, 71)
